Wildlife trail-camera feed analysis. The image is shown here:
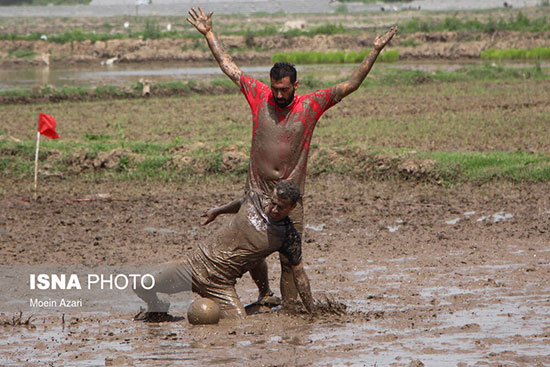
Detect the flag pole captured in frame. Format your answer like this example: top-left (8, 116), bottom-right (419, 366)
top-left (34, 131), bottom-right (41, 199)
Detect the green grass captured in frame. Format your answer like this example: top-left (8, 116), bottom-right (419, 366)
top-left (272, 49), bottom-right (398, 64)
top-left (0, 26), bottom-right (182, 44)
top-left (8, 49), bottom-right (37, 59)
top-left (400, 12), bottom-right (550, 33)
top-left (0, 22), bottom-right (347, 45)
top-left (428, 151), bottom-right (550, 183)
top-left (368, 63), bottom-right (547, 86)
top-left (481, 47), bottom-right (550, 60)
top-left (48, 29), bottom-right (125, 43)
top-left (0, 138), bottom-right (230, 182)
top-left (0, 11), bottom-right (547, 46)
top-left (2, 137), bottom-right (548, 184)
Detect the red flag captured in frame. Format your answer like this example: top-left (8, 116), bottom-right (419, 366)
top-left (38, 113), bottom-right (59, 139)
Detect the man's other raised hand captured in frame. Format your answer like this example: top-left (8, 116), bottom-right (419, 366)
top-left (374, 26), bottom-right (398, 51)
top-left (187, 7), bottom-right (213, 35)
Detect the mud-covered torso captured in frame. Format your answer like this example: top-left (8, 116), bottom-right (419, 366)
top-left (189, 190), bottom-right (301, 285)
top-left (240, 74), bottom-right (339, 195)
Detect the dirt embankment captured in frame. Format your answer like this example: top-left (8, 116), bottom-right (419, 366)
top-left (1, 30), bottom-right (548, 66)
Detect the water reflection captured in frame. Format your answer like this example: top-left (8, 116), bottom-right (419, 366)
top-left (0, 63), bottom-right (273, 90)
top-left (0, 60), bottom-right (546, 91)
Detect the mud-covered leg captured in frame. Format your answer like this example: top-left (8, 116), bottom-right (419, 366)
top-left (280, 252), bottom-right (299, 302)
top-left (281, 200), bottom-right (304, 304)
top-left (249, 259), bottom-right (271, 299)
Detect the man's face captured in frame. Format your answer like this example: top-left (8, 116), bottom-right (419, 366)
top-left (270, 76), bottom-right (298, 108)
top-left (265, 189), bottom-right (296, 222)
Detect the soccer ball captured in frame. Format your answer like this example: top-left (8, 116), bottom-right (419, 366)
top-left (187, 298), bottom-right (220, 325)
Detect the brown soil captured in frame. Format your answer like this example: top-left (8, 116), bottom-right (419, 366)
top-left (1, 30), bottom-right (549, 67)
top-left (1, 176), bottom-right (549, 366)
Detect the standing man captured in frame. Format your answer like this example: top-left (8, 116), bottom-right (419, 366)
top-left (187, 7), bottom-right (397, 305)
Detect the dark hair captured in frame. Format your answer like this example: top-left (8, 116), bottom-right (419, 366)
top-left (270, 62), bottom-right (297, 84)
top-left (275, 180), bottom-right (301, 204)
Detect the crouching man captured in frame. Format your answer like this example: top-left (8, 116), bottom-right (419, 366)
top-left (134, 180), bottom-right (315, 321)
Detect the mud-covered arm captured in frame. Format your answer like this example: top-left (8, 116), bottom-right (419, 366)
top-left (201, 197), bottom-right (244, 225)
top-left (249, 259), bottom-right (272, 300)
top-left (292, 261), bottom-right (315, 314)
top-left (187, 7), bottom-right (242, 85)
top-left (332, 26), bottom-right (398, 101)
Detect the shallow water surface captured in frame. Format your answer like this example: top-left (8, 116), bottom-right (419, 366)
top-left (1, 60), bottom-right (546, 91)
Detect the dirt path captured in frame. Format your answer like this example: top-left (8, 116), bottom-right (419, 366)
top-left (1, 176), bottom-right (549, 366)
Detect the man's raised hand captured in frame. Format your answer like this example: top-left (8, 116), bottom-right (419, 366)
top-left (373, 26), bottom-right (398, 51)
top-left (187, 7), bottom-right (213, 35)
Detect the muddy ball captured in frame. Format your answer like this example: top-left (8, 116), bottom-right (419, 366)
top-left (187, 298), bottom-right (220, 325)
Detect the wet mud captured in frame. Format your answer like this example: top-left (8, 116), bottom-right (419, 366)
top-left (1, 176), bottom-right (549, 366)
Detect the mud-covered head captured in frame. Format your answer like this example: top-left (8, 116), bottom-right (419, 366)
top-left (270, 62), bottom-right (297, 84)
top-left (270, 62), bottom-right (299, 108)
top-left (265, 180), bottom-right (300, 222)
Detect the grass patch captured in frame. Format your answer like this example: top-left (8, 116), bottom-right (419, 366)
top-left (429, 151), bottom-right (550, 184)
top-left (2, 136), bottom-right (549, 184)
top-left (0, 11), bottom-right (547, 46)
top-left (356, 63), bottom-right (548, 88)
top-left (481, 47), bottom-right (550, 60)
top-left (273, 49), bottom-right (398, 64)
top-left (0, 136), bottom-right (247, 182)
top-left (48, 28), bottom-right (126, 44)
top-left (8, 49), bottom-right (37, 59)
top-left (85, 133), bottom-right (110, 141)
top-left (400, 12), bottom-right (550, 33)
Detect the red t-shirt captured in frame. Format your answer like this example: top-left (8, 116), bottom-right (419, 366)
top-left (240, 73), bottom-right (340, 195)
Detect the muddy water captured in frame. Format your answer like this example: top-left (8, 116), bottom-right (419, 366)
top-left (1, 60), bottom-right (546, 90)
top-left (0, 63), bottom-right (269, 91)
top-left (1, 249), bottom-right (548, 366)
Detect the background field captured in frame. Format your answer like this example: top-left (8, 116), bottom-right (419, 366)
top-left (2, 66), bottom-right (549, 185)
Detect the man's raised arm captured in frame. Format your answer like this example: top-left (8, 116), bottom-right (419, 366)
top-left (187, 7), bottom-right (242, 85)
top-left (201, 196), bottom-right (244, 226)
top-left (333, 26), bottom-right (398, 101)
